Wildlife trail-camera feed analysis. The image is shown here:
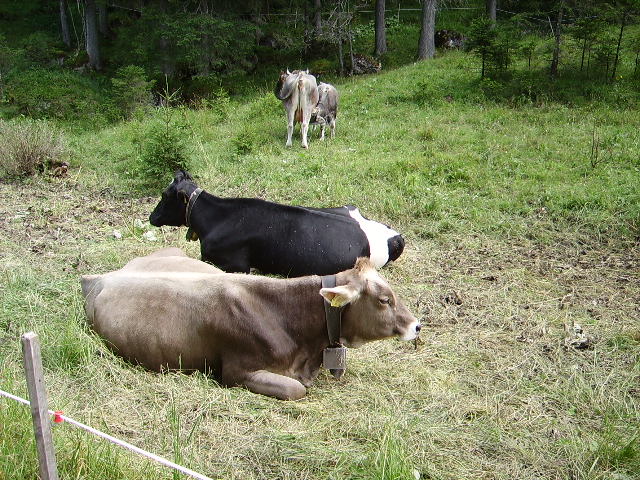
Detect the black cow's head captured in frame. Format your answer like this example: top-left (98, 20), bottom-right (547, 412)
top-left (149, 170), bottom-right (197, 227)
top-left (387, 235), bottom-right (405, 263)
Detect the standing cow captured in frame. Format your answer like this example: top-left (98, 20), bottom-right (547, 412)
top-left (310, 82), bottom-right (338, 140)
top-left (274, 69), bottom-right (319, 149)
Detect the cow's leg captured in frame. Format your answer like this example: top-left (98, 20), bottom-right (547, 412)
top-left (243, 370), bottom-right (307, 400)
top-left (319, 124), bottom-right (325, 141)
top-left (286, 122), bottom-right (294, 147)
top-left (301, 121), bottom-right (310, 149)
top-left (301, 107), bottom-right (314, 149)
top-left (286, 109), bottom-right (295, 148)
top-left (330, 118), bottom-right (336, 138)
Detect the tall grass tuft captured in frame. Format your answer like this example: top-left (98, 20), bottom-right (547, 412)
top-left (0, 118), bottom-right (68, 177)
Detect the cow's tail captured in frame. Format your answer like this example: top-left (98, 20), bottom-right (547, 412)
top-left (297, 76), bottom-right (308, 123)
top-left (80, 274), bottom-right (103, 325)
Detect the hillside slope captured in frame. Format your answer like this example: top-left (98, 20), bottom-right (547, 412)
top-left (1, 53), bottom-right (639, 480)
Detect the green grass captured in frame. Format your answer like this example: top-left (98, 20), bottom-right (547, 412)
top-left (1, 50), bottom-right (639, 480)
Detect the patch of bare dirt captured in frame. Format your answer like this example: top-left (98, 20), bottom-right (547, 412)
top-left (0, 178), bottom-right (158, 259)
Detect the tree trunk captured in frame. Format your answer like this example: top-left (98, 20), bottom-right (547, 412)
top-left (84, 0), bottom-right (101, 70)
top-left (313, 0), bottom-right (322, 34)
top-left (348, 31), bottom-right (354, 75)
top-left (374, 0), bottom-right (387, 56)
top-left (417, 0), bottom-right (436, 61)
top-left (97, 0), bottom-right (108, 37)
top-left (338, 39), bottom-right (344, 76)
top-left (550, 1), bottom-right (564, 79)
top-left (159, 0), bottom-right (174, 76)
top-left (610, 11), bottom-right (626, 82)
top-left (486, 0), bottom-right (496, 23)
top-left (59, 0), bottom-right (71, 48)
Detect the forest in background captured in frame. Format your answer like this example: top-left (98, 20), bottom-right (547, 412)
top-left (0, 0), bottom-right (639, 129)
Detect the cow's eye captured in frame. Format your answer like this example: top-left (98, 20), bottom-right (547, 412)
top-left (379, 297), bottom-right (390, 305)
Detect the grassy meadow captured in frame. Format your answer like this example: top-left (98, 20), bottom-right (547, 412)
top-left (1, 51), bottom-right (640, 480)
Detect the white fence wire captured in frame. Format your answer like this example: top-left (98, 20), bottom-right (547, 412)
top-left (0, 388), bottom-right (214, 480)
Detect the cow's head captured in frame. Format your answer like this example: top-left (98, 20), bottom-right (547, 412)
top-left (149, 170), bottom-right (197, 227)
top-left (310, 106), bottom-right (326, 126)
top-left (274, 70), bottom-right (292, 100)
top-left (320, 258), bottom-right (421, 347)
top-left (387, 235), bottom-right (405, 263)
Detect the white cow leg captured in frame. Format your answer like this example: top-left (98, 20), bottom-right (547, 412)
top-left (320, 125), bottom-right (325, 141)
top-left (330, 119), bottom-right (336, 138)
top-left (244, 370), bottom-right (307, 400)
top-left (301, 123), bottom-right (309, 149)
top-left (286, 123), bottom-right (294, 147)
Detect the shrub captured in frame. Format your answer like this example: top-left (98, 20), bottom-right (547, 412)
top-left (6, 67), bottom-right (110, 124)
top-left (309, 58), bottom-right (335, 76)
top-left (20, 32), bottom-right (62, 65)
top-left (0, 33), bottom-right (23, 98)
top-left (111, 65), bottom-right (155, 119)
top-left (206, 87), bottom-right (230, 120)
top-left (0, 119), bottom-right (69, 177)
top-left (135, 106), bottom-right (191, 188)
top-left (231, 129), bottom-right (255, 155)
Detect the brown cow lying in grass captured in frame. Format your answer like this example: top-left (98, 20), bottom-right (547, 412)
top-left (81, 251), bottom-right (421, 400)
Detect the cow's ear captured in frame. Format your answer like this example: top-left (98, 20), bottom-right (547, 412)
top-left (320, 285), bottom-right (359, 307)
top-left (174, 170), bottom-right (192, 182)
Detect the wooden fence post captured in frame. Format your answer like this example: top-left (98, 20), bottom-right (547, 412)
top-left (22, 331), bottom-right (59, 480)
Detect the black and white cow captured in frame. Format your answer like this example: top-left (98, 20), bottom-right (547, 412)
top-left (149, 171), bottom-right (405, 277)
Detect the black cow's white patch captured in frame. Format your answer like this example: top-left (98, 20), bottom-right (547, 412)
top-left (346, 208), bottom-right (400, 268)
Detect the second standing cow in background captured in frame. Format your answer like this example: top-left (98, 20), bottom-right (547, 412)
top-left (274, 69), bottom-right (319, 149)
top-left (311, 82), bottom-right (338, 140)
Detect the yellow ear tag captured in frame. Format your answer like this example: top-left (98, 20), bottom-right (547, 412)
top-left (330, 296), bottom-right (346, 308)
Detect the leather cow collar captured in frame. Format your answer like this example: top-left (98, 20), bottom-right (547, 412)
top-left (321, 274), bottom-right (347, 379)
top-left (185, 187), bottom-right (203, 228)
top-left (185, 187), bottom-right (203, 241)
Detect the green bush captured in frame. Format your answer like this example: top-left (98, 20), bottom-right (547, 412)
top-left (0, 34), bottom-right (22, 100)
top-left (0, 118), bottom-right (68, 177)
top-left (186, 76), bottom-right (230, 119)
top-left (20, 32), bottom-right (62, 65)
top-left (205, 87), bottom-right (230, 120)
top-left (136, 109), bottom-right (191, 188)
top-left (183, 74), bottom-right (219, 101)
top-left (231, 129), bottom-right (255, 155)
top-left (6, 67), bottom-right (111, 123)
top-left (111, 65), bottom-right (155, 119)
top-left (309, 58), bottom-right (335, 76)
